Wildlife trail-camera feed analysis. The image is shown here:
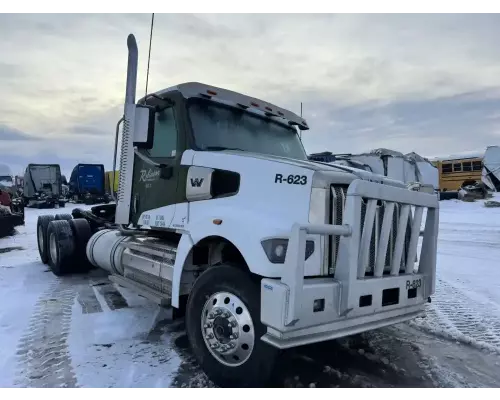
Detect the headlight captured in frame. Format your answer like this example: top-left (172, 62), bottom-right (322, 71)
top-left (261, 238), bottom-right (315, 264)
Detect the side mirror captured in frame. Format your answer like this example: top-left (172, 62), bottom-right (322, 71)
top-left (159, 165), bottom-right (173, 180)
top-left (133, 105), bottom-right (155, 149)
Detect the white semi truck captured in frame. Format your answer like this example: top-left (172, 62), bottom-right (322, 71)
top-left (36, 33), bottom-right (439, 387)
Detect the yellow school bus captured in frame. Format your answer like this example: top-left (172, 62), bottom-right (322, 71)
top-left (431, 154), bottom-right (483, 191)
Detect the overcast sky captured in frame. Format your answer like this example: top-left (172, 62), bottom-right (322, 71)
top-left (1, 13), bottom-right (500, 177)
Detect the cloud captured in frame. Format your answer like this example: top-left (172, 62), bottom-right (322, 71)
top-left (0, 125), bottom-right (41, 141)
top-left (1, 13), bottom-right (500, 174)
top-left (301, 90), bottom-right (500, 156)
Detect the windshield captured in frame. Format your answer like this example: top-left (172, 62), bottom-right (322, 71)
top-left (0, 175), bottom-right (13, 187)
top-left (188, 99), bottom-right (308, 160)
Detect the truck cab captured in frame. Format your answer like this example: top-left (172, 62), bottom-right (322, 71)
top-left (126, 82), bottom-right (312, 229)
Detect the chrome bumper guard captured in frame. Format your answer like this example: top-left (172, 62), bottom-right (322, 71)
top-left (260, 179), bottom-right (439, 349)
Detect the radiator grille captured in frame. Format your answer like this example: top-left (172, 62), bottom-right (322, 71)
top-left (329, 185), bottom-right (413, 276)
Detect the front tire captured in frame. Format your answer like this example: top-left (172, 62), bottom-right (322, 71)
top-left (185, 265), bottom-right (278, 387)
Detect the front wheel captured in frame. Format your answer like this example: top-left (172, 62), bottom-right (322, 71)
top-left (185, 265), bottom-right (278, 387)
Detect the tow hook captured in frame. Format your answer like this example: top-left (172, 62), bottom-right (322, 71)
top-left (427, 297), bottom-right (432, 303)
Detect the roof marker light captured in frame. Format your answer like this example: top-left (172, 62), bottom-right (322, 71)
top-left (207, 90), bottom-right (217, 96)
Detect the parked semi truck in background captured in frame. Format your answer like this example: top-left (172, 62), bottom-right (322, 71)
top-left (0, 163), bottom-right (24, 237)
top-left (36, 33), bottom-right (439, 387)
top-left (68, 163), bottom-right (109, 205)
top-left (23, 163), bottom-right (66, 208)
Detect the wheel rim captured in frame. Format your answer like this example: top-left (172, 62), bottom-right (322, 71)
top-left (38, 225), bottom-right (44, 252)
top-left (49, 232), bottom-right (58, 265)
top-left (201, 291), bottom-right (255, 367)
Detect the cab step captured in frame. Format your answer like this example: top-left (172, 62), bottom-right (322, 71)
top-left (109, 274), bottom-right (172, 307)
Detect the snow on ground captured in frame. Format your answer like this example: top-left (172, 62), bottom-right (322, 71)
top-left (0, 205), bottom-right (183, 388)
top-left (411, 194), bottom-right (500, 354)
top-left (1, 196), bottom-right (500, 388)
top-left (0, 211), bottom-right (54, 387)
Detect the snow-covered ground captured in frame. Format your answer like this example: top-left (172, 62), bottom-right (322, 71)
top-left (0, 204), bottom-right (186, 388)
top-left (411, 196), bottom-right (500, 354)
top-left (1, 197), bottom-right (500, 388)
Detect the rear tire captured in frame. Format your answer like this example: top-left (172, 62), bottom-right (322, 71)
top-left (37, 215), bottom-right (55, 264)
top-left (68, 218), bottom-right (93, 272)
top-left (55, 213), bottom-right (72, 221)
top-left (47, 220), bottom-right (76, 276)
top-left (185, 265), bottom-right (278, 387)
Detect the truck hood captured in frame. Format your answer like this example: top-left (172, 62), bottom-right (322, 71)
top-left (211, 150), bottom-right (407, 189)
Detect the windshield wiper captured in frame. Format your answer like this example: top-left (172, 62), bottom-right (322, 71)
top-left (204, 146), bottom-right (246, 152)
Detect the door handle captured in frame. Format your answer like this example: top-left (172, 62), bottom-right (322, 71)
top-left (160, 165), bottom-right (173, 180)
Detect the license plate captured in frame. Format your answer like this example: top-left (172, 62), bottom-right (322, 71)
top-left (405, 279), bottom-right (422, 290)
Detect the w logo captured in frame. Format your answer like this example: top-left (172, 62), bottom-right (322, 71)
top-left (190, 177), bottom-right (204, 187)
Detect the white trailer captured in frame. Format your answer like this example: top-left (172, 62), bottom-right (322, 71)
top-left (482, 145), bottom-right (500, 192)
top-left (405, 152), bottom-right (439, 191)
top-left (314, 149), bottom-right (436, 193)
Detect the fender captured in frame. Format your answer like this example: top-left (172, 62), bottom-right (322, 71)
top-left (170, 213), bottom-right (290, 308)
top-left (171, 233), bottom-right (194, 308)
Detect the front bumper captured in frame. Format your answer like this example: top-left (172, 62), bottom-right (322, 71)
top-left (260, 179), bottom-right (439, 349)
top-left (261, 274), bottom-right (429, 349)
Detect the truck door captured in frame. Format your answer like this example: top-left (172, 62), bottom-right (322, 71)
top-left (130, 104), bottom-right (181, 227)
